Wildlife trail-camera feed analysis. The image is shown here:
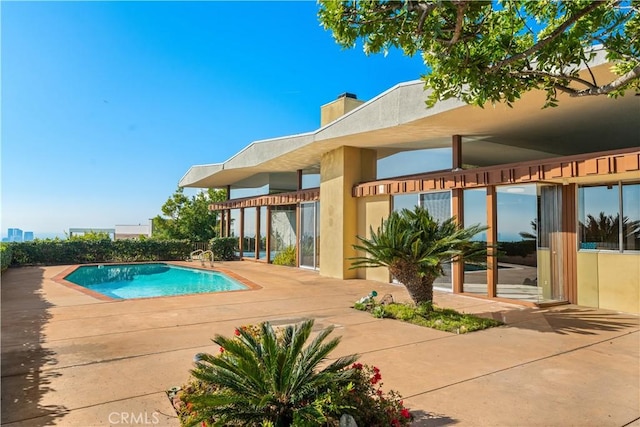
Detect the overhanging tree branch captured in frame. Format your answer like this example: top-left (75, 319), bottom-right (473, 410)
top-left (445, 1), bottom-right (468, 46)
top-left (487, 1), bottom-right (606, 71)
top-left (510, 70), bottom-right (598, 89)
top-left (569, 63), bottom-right (640, 96)
top-left (319, 0), bottom-right (640, 107)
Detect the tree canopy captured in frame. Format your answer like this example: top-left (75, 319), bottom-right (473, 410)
top-left (318, 0), bottom-right (640, 107)
top-left (152, 187), bottom-right (226, 242)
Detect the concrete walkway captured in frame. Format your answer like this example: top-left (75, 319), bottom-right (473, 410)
top-left (2, 262), bottom-right (638, 426)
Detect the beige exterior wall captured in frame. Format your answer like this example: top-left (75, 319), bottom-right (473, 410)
top-left (577, 251), bottom-right (640, 314)
top-left (356, 195), bottom-right (391, 282)
top-left (319, 146), bottom-right (376, 279)
top-left (537, 248), bottom-right (552, 300)
top-left (577, 252), bottom-right (600, 308)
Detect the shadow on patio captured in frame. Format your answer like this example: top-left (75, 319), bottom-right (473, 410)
top-left (477, 305), bottom-right (639, 335)
top-left (1, 267), bottom-right (68, 425)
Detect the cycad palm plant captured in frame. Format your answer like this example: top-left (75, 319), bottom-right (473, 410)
top-left (187, 319), bottom-right (358, 426)
top-left (352, 206), bottom-right (486, 306)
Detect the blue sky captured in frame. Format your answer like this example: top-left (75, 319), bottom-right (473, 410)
top-left (1, 1), bottom-right (426, 238)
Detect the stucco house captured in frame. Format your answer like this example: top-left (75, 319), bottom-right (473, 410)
top-left (180, 54), bottom-right (640, 314)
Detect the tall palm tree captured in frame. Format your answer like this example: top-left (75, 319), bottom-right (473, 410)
top-left (187, 319), bottom-right (358, 426)
top-left (352, 206), bottom-right (486, 306)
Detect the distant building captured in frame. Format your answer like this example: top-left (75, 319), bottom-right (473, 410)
top-left (23, 232), bottom-right (34, 242)
top-left (7, 228), bottom-right (23, 242)
top-left (68, 221), bottom-right (153, 241)
top-left (115, 223), bottom-right (152, 240)
top-left (68, 228), bottom-right (116, 240)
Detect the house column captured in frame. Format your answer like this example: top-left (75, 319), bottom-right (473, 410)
top-left (562, 184), bottom-right (578, 303)
top-left (296, 203), bottom-right (301, 267)
top-left (452, 134), bottom-right (462, 170)
top-left (239, 208), bottom-right (245, 257)
top-left (452, 189), bottom-right (464, 293)
top-left (320, 146), bottom-right (377, 279)
top-left (254, 207), bottom-right (259, 259)
top-left (452, 135), bottom-right (464, 293)
top-left (266, 206), bottom-right (272, 263)
top-left (487, 186), bottom-right (498, 297)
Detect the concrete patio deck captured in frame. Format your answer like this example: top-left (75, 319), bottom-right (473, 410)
top-left (2, 261), bottom-right (638, 426)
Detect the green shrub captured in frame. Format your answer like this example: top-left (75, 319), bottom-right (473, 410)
top-left (176, 321), bottom-right (413, 426)
top-left (380, 302), bottom-right (502, 333)
top-left (272, 245), bottom-right (296, 266)
top-left (209, 237), bottom-right (237, 261)
top-left (8, 239), bottom-right (191, 266)
top-left (0, 243), bottom-right (12, 272)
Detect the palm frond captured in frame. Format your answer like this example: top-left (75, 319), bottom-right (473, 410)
top-left (350, 206), bottom-right (488, 304)
top-left (187, 319), bottom-right (359, 426)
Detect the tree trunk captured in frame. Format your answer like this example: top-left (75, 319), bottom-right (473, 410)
top-left (389, 262), bottom-right (435, 306)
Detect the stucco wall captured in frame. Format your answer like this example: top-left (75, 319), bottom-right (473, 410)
top-left (319, 146), bottom-right (376, 279)
top-left (356, 195), bottom-right (391, 282)
top-left (577, 251), bottom-right (640, 314)
top-left (537, 248), bottom-right (552, 300)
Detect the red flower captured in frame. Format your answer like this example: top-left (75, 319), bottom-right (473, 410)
top-left (234, 328), bottom-right (241, 336)
top-left (391, 419), bottom-right (401, 427)
top-left (219, 347), bottom-right (224, 353)
top-left (401, 408), bottom-right (411, 419)
top-left (351, 363), bottom-right (363, 370)
top-left (370, 371), bottom-right (382, 384)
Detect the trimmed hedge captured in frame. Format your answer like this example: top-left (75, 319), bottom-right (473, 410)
top-left (8, 239), bottom-right (192, 267)
top-left (209, 237), bottom-right (238, 261)
top-left (1, 243), bottom-right (12, 272)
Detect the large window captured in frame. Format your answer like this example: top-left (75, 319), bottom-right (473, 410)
top-left (463, 188), bottom-right (488, 295)
top-left (420, 191), bottom-right (451, 223)
top-left (301, 170), bottom-right (320, 189)
top-left (230, 184), bottom-right (269, 199)
top-left (496, 184), bottom-right (539, 302)
top-left (377, 147), bottom-right (451, 179)
top-left (300, 202), bottom-right (320, 269)
top-left (229, 209), bottom-right (241, 257)
top-left (422, 192), bottom-right (452, 289)
top-left (393, 194), bottom-right (419, 212)
top-left (270, 206), bottom-right (296, 263)
top-left (258, 207), bottom-right (267, 260)
top-left (622, 184), bottom-right (640, 251)
top-left (579, 182), bottom-right (640, 252)
top-left (393, 191), bottom-right (452, 289)
top-left (243, 208), bottom-right (256, 258)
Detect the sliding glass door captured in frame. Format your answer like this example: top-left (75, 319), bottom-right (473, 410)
top-left (495, 183), bottom-right (565, 303)
top-left (300, 202), bottom-right (320, 269)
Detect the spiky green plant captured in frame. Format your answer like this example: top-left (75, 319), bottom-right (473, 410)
top-left (187, 319), bottom-right (359, 426)
top-left (352, 206), bottom-right (487, 306)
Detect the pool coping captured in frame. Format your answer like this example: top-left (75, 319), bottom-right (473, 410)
top-left (52, 261), bottom-right (262, 302)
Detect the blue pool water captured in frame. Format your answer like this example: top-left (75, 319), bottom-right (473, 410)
top-left (64, 263), bottom-right (247, 299)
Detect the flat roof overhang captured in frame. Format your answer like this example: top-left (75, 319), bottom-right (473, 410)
top-left (180, 54), bottom-right (640, 189)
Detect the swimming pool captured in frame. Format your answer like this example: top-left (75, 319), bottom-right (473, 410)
top-left (64, 263), bottom-right (247, 299)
